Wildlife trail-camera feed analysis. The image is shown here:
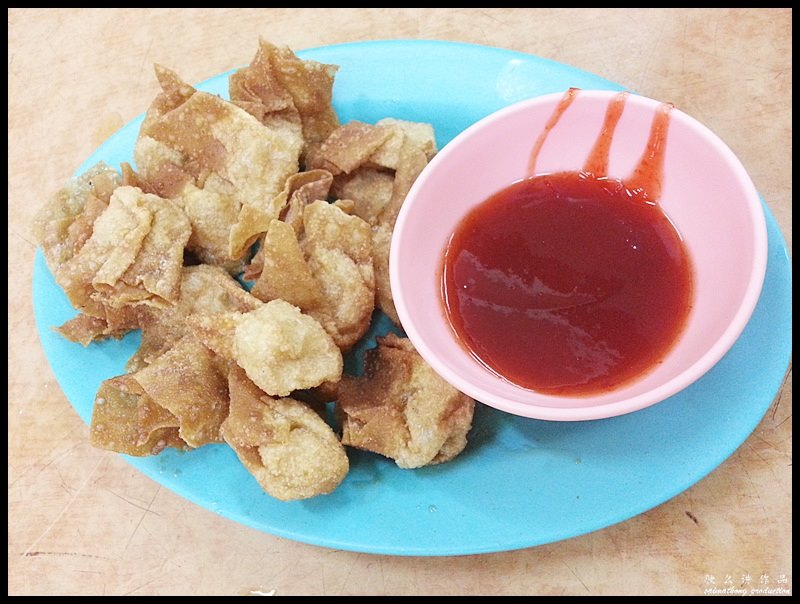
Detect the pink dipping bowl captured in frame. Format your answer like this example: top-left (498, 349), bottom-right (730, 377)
top-left (390, 90), bottom-right (768, 421)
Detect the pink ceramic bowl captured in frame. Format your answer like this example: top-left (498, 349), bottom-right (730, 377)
top-left (390, 90), bottom-right (768, 421)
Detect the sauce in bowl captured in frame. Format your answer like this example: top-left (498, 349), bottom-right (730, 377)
top-left (441, 171), bottom-right (693, 396)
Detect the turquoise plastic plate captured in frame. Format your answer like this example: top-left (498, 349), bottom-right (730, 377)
top-left (33, 41), bottom-right (792, 556)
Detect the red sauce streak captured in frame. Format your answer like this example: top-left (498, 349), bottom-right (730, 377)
top-left (442, 90), bottom-right (691, 396)
top-left (526, 87), bottom-right (579, 176)
top-left (584, 91), bottom-right (629, 178)
top-left (626, 101), bottom-right (673, 202)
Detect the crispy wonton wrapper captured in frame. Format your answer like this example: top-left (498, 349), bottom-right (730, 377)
top-left (242, 168), bottom-right (333, 281)
top-left (129, 264), bottom-right (261, 370)
top-left (54, 307), bottom-right (139, 346)
top-left (55, 314), bottom-right (118, 347)
top-left (34, 164), bottom-right (141, 343)
top-left (134, 65), bottom-right (302, 269)
top-left (338, 334), bottom-right (475, 469)
top-left (251, 199), bottom-right (374, 350)
top-left (37, 179), bottom-right (191, 344)
top-left (54, 184), bottom-right (191, 311)
top-left (222, 367), bottom-right (349, 501)
top-left (40, 40), bottom-right (471, 502)
top-left (307, 119), bottom-right (435, 325)
top-left (229, 39), bottom-right (339, 160)
top-left (91, 334), bottom-right (229, 453)
top-left (33, 162), bottom-right (120, 270)
top-left (90, 374), bottom-right (186, 457)
top-left (252, 219), bottom-right (322, 309)
top-left (133, 335), bottom-right (230, 448)
top-left (190, 299), bottom-right (343, 397)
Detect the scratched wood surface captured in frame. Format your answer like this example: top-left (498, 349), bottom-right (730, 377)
top-left (8, 8), bottom-right (791, 596)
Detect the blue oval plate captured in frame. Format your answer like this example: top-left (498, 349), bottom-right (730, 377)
top-left (33, 40), bottom-right (792, 556)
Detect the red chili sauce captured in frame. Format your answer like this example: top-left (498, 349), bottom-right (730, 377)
top-left (441, 172), bottom-right (693, 396)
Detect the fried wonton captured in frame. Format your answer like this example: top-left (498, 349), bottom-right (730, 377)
top-left (333, 168), bottom-right (394, 226)
top-left (53, 184), bottom-right (190, 311)
top-left (91, 333), bottom-right (229, 453)
top-left (190, 299), bottom-right (343, 397)
top-left (129, 264), bottom-right (261, 370)
top-left (36, 178), bottom-right (192, 344)
top-left (133, 335), bottom-right (230, 447)
top-left (229, 39), bottom-right (339, 160)
top-left (252, 219), bottom-right (322, 308)
top-left (301, 200), bottom-right (374, 348)
top-left (34, 162), bottom-right (121, 270)
top-left (34, 164), bottom-right (140, 343)
top-left (368, 118), bottom-right (437, 169)
top-left (307, 119), bottom-right (436, 325)
top-left (242, 168), bottom-right (333, 281)
top-left (338, 334), bottom-right (475, 469)
top-left (251, 199), bottom-right (374, 350)
top-left (306, 121), bottom-right (393, 176)
top-left (309, 119), bottom-right (436, 218)
top-left (222, 367), bottom-right (349, 501)
top-left (134, 65), bottom-right (302, 269)
top-left (39, 39), bottom-right (472, 502)
top-left (90, 374), bottom-right (186, 457)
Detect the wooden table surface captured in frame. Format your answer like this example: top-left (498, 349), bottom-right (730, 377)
top-left (8, 8), bottom-right (792, 596)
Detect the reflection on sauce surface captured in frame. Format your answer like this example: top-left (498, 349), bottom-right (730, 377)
top-left (441, 90), bottom-right (692, 396)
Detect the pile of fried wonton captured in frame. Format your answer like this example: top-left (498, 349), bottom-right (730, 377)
top-left (34, 41), bottom-right (475, 500)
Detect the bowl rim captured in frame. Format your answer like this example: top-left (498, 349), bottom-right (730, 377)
top-left (390, 89), bottom-right (769, 421)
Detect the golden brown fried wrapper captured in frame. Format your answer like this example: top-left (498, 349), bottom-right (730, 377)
top-left (33, 162), bottom-right (120, 270)
top-left (55, 314), bottom-right (112, 346)
top-left (306, 121), bottom-right (392, 175)
top-left (371, 118), bottom-right (437, 167)
top-left (372, 120), bottom-right (436, 223)
top-left (54, 185), bottom-right (191, 316)
top-left (308, 120), bottom-right (436, 325)
top-left (134, 65), bottom-right (302, 269)
top-left (55, 312), bottom-right (135, 346)
top-left (302, 200), bottom-right (375, 349)
top-left (332, 168), bottom-right (394, 226)
top-left (369, 222), bottom-right (400, 325)
top-left (34, 166), bottom-right (140, 343)
top-left (130, 265), bottom-right (261, 370)
top-left (232, 300), bottom-right (342, 396)
top-left (190, 299), bottom-right (343, 398)
top-left (90, 374), bottom-right (186, 457)
top-left (311, 119), bottom-right (435, 196)
top-left (251, 200), bottom-right (374, 350)
top-left (338, 334), bottom-right (475, 469)
top-left (252, 219), bottom-right (322, 309)
top-left (134, 335), bottom-right (229, 448)
top-left (279, 169), bottom-right (334, 233)
top-left (189, 312), bottom-right (240, 362)
top-left (229, 39), bottom-right (339, 160)
top-left (242, 168), bottom-right (333, 281)
top-left (222, 368), bottom-right (349, 501)
top-left (370, 127), bottom-right (432, 325)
